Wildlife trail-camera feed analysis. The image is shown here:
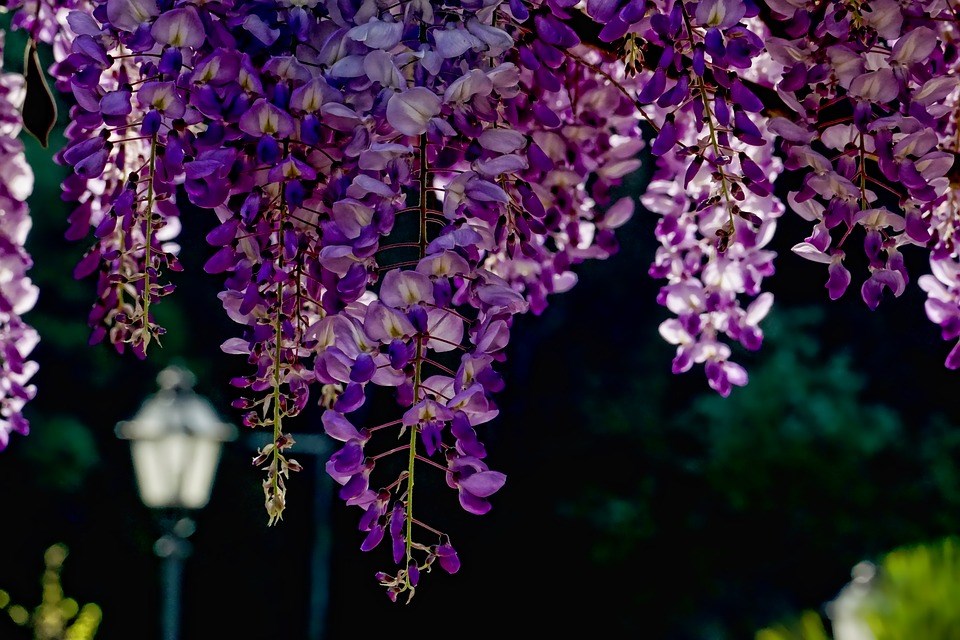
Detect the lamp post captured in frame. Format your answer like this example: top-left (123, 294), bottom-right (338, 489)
top-left (116, 366), bottom-right (237, 640)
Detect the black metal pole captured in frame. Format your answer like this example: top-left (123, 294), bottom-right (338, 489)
top-left (160, 550), bottom-right (184, 640)
top-left (154, 516), bottom-right (194, 640)
top-left (308, 460), bottom-right (333, 640)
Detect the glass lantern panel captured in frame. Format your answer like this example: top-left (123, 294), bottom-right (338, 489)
top-left (179, 439), bottom-right (222, 509)
top-left (131, 434), bottom-right (190, 508)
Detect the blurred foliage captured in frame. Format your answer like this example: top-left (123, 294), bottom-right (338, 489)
top-left (863, 537), bottom-right (960, 639)
top-left (0, 544), bottom-right (101, 640)
top-left (561, 306), bottom-right (960, 638)
top-left (19, 416), bottom-right (98, 493)
top-left (756, 536), bottom-right (960, 640)
top-left (756, 611), bottom-right (831, 640)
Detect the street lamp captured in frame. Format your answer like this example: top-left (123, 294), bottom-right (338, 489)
top-left (116, 365), bottom-right (237, 640)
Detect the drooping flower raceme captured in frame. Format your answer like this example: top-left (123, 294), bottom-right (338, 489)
top-left (35, 0), bottom-right (642, 600)
top-left (0, 32), bottom-right (38, 450)
top-left (644, 105), bottom-right (782, 397)
top-left (916, 21), bottom-right (960, 370)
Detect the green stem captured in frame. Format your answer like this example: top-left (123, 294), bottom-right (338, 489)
top-left (679, 4), bottom-right (736, 232)
top-left (563, 49), bottom-right (661, 133)
top-left (271, 186), bottom-right (287, 512)
top-left (405, 132), bottom-right (429, 577)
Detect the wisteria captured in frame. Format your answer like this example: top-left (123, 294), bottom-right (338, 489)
top-left (2, 0), bottom-right (960, 598)
top-left (0, 30), bottom-right (38, 451)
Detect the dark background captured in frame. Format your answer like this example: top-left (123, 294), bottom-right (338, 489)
top-left (1, 25), bottom-right (960, 640)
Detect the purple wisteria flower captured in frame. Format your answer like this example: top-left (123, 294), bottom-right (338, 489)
top-left (5, 0), bottom-right (960, 601)
top-left (0, 32), bottom-right (39, 450)
top-left (37, 0), bottom-right (648, 599)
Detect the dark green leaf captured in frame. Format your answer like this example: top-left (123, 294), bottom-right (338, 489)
top-left (22, 40), bottom-right (57, 148)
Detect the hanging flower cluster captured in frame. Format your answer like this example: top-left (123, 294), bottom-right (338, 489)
top-left (2, 0), bottom-right (960, 598)
top-left (639, 12), bottom-right (784, 397)
top-left (0, 30), bottom-right (38, 451)
top-left (35, 0), bottom-right (646, 601)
